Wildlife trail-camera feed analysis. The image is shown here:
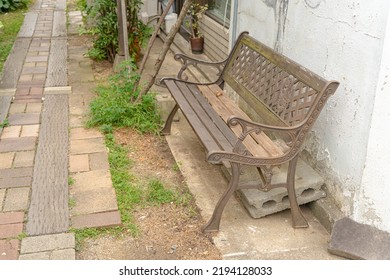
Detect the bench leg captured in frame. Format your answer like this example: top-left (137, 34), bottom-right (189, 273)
top-left (287, 156), bottom-right (309, 228)
top-left (161, 104), bottom-right (179, 135)
top-left (203, 162), bottom-right (241, 232)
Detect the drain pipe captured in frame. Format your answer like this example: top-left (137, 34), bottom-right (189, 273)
top-left (231, 0), bottom-right (239, 46)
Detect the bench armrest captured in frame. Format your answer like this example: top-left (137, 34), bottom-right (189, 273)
top-left (227, 116), bottom-right (304, 153)
top-left (227, 116), bottom-right (303, 134)
top-left (174, 53), bottom-right (227, 82)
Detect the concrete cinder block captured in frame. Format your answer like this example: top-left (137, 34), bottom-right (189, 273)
top-left (156, 93), bottom-right (180, 123)
top-left (222, 159), bottom-right (326, 219)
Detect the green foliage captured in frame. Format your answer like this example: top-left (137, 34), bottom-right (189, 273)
top-left (0, 0), bottom-right (28, 13)
top-left (85, 0), bottom-right (151, 62)
top-left (0, 7), bottom-right (26, 72)
top-left (104, 131), bottom-right (141, 236)
top-left (88, 61), bottom-right (161, 134)
top-left (85, 0), bottom-right (118, 61)
top-left (146, 179), bottom-right (176, 205)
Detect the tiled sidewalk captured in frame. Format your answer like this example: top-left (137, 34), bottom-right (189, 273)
top-left (0, 0), bottom-right (120, 260)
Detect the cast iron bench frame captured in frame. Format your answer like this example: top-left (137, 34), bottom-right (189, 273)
top-left (161, 32), bottom-right (339, 232)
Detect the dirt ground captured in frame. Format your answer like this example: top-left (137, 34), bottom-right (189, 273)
top-left (74, 42), bottom-right (222, 260)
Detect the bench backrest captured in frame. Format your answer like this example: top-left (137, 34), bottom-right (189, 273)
top-left (221, 32), bottom-right (339, 129)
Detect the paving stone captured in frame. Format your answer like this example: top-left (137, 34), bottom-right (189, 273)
top-left (9, 103), bottom-right (26, 114)
top-left (25, 56), bottom-right (48, 63)
top-left (18, 251), bottom-right (51, 260)
top-left (0, 167), bottom-right (33, 178)
top-left (44, 86), bottom-right (72, 95)
top-left (26, 103), bottom-right (42, 113)
top-left (18, 11), bottom-right (38, 37)
top-left (69, 154), bottom-right (89, 173)
top-left (0, 126), bottom-right (21, 139)
top-left (0, 223), bottom-right (23, 239)
top-left (71, 211), bottom-right (121, 229)
top-left (0, 153), bottom-right (14, 169)
top-left (70, 138), bottom-right (107, 155)
top-left (0, 176), bottom-right (32, 189)
top-left (13, 97), bottom-right (43, 103)
top-left (0, 239), bottom-right (19, 260)
top-left (70, 127), bottom-right (103, 140)
top-left (22, 66), bottom-right (46, 74)
top-left (0, 189), bottom-right (5, 210)
top-left (328, 217), bottom-right (390, 260)
top-left (0, 136), bottom-right (36, 152)
top-left (71, 169), bottom-right (113, 192)
top-left (46, 38), bottom-right (68, 87)
top-left (0, 38), bottom-right (31, 89)
top-left (51, 248), bottom-right (76, 260)
top-left (0, 212), bottom-right (25, 225)
top-left (14, 151), bottom-right (35, 168)
top-left (8, 113), bottom-right (40, 125)
top-left (21, 124), bottom-right (40, 137)
top-left (3, 187), bottom-right (30, 211)
top-left (19, 74), bottom-right (33, 82)
top-left (15, 87), bottom-right (30, 96)
top-left (53, 11), bottom-right (67, 37)
top-left (20, 233), bottom-right (75, 254)
top-left (69, 114), bottom-right (85, 128)
top-left (71, 187), bottom-right (118, 216)
top-left (89, 152), bottom-right (110, 170)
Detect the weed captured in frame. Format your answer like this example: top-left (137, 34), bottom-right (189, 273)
top-left (146, 179), bottom-right (176, 205)
top-left (172, 161), bottom-right (182, 172)
top-left (87, 61), bottom-right (161, 133)
top-left (68, 197), bottom-right (76, 209)
top-left (0, 119), bottom-right (9, 128)
top-left (104, 132), bottom-right (141, 236)
top-left (68, 176), bottom-right (75, 186)
top-left (17, 232), bottom-right (27, 241)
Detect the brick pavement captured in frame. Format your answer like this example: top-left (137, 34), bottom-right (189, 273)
top-left (0, 0), bottom-right (120, 260)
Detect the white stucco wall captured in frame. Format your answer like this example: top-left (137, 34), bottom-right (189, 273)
top-left (359, 7), bottom-right (390, 231)
top-left (233, 0), bottom-right (390, 231)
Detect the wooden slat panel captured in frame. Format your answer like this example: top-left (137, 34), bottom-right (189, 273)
top-left (199, 84), bottom-right (284, 158)
top-left (175, 82), bottom-right (233, 152)
top-left (165, 80), bottom-right (221, 154)
top-left (186, 84), bottom-right (238, 146)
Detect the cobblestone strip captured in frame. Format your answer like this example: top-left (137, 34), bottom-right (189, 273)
top-left (26, 93), bottom-right (69, 236)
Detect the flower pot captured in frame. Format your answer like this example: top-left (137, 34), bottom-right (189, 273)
top-left (190, 37), bottom-right (204, 54)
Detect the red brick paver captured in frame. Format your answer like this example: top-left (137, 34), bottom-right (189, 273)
top-left (0, 239), bottom-right (19, 260)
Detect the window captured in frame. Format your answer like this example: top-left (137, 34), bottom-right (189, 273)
top-left (207, 0), bottom-right (231, 25)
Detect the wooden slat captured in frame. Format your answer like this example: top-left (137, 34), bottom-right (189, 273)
top-left (164, 80), bottom-right (221, 154)
top-left (198, 84), bottom-right (284, 158)
top-left (175, 82), bottom-right (233, 152)
top-left (186, 84), bottom-right (238, 145)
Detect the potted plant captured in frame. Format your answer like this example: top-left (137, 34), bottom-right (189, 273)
top-left (186, 2), bottom-right (208, 54)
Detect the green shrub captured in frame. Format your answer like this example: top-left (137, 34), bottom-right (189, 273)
top-left (0, 0), bottom-right (28, 13)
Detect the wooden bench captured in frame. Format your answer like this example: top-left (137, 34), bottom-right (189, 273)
top-left (161, 32), bottom-right (339, 232)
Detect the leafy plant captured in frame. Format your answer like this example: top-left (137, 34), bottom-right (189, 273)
top-left (0, 0), bottom-right (28, 13)
top-left (85, 0), bottom-right (118, 61)
top-left (84, 0), bottom-right (151, 62)
top-left (185, 1), bottom-right (208, 38)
